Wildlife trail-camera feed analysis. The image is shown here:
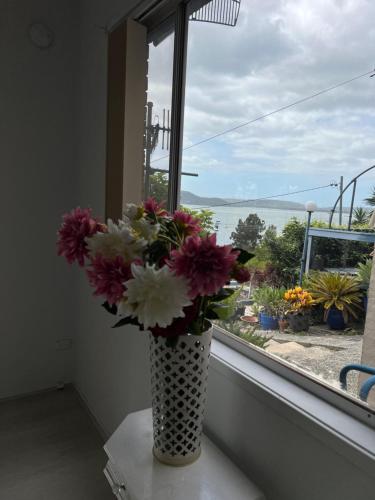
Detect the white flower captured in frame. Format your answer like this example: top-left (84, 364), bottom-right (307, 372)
top-left (86, 219), bottom-right (146, 261)
top-left (131, 218), bottom-right (160, 243)
top-left (119, 264), bottom-right (192, 330)
top-left (122, 206), bottom-right (160, 243)
top-left (123, 203), bottom-right (143, 222)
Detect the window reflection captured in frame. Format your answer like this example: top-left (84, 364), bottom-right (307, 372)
top-left (144, 31), bottom-right (175, 206)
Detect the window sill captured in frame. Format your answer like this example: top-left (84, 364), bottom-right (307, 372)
top-left (209, 336), bottom-right (375, 479)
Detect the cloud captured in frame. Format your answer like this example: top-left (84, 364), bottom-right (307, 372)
top-left (148, 0), bottom-right (375, 198)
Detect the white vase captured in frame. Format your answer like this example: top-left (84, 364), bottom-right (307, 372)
top-left (149, 327), bottom-right (213, 466)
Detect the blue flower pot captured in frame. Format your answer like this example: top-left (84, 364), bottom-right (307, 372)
top-left (327, 308), bottom-right (346, 330)
top-left (259, 312), bottom-right (279, 330)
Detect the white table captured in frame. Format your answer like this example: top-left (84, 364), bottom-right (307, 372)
top-left (104, 409), bottom-right (265, 500)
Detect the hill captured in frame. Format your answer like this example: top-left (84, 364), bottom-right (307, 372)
top-left (180, 191), bottom-right (349, 213)
top-left (181, 191), bottom-right (304, 211)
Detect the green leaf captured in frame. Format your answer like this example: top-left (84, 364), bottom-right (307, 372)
top-left (112, 316), bottom-right (140, 328)
top-left (102, 301), bottom-right (118, 315)
top-left (210, 288), bottom-right (235, 302)
top-left (205, 308), bottom-right (220, 320)
top-left (165, 335), bottom-right (179, 349)
top-left (147, 240), bottom-right (169, 265)
top-left (211, 302), bottom-right (236, 321)
top-left (234, 248), bottom-right (255, 265)
top-left (187, 319), bottom-right (205, 335)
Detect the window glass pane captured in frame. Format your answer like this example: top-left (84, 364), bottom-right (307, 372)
top-left (182, 0), bottom-right (375, 409)
top-left (144, 30), bottom-right (174, 206)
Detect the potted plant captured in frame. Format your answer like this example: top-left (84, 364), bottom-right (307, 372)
top-left (233, 294), bottom-right (247, 320)
top-left (252, 286), bottom-right (285, 330)
top-left (57, 199), bottom-right (253, 466)
top-left (284, 286), bottom-right (314, 332)
top-left (357, 259), bottom-right (372, 311)
top-left (241, 302), bottom-right (260, 324)
top-left (308, 272), bottom-right (362, 330)
top-left (276, 300), bottom-right (289, 332)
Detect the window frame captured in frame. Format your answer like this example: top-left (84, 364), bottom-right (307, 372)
top-left (113, 0), bottom-right (375, 428)
top-left (214, 324), bottom-right (375, 429)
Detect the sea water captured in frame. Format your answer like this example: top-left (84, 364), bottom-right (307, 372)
top-left (185, 205), bottom-right (349, 245)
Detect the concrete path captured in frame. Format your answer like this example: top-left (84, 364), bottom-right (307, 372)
top-left (254, 326), bottom-right (363, 397)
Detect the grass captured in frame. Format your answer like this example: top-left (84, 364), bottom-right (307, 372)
top-left (216, 320), bottom-right (271, 349)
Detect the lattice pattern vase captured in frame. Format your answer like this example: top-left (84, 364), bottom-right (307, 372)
top-left (150, 328), bottom-right (212, 466)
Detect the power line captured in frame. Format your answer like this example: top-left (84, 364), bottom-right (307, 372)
top-left (151, 69), bottom-right (374, 164)
top-left (215, 210), bottom-right (351, 230)
top-left (192, 182), bottom-right (338, 210)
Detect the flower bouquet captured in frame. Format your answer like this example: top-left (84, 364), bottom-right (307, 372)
top-left (57, 198), bottom-right (253, 465)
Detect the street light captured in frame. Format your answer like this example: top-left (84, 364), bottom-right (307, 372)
top-left (299, 201), bottom-right (317, 285)
top-left (305, 201), bottom-right (317, 213)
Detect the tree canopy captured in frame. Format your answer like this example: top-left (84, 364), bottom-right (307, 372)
top-left (149, 172), bottom-right (168, 204)
top-left (364, 187), bottom-right (375, 207)
top-left (148, 173), bottom-right (215, 233)
top-left (353, 207), bottom-right (369, 226)
top-left (230, 213), bottom-right (265, 252)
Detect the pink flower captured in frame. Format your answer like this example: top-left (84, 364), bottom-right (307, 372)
top-left (57, 207), bottom-right (103, 266)
top-left (169, 234), bottom-right (239, 299)
top-left (232, 265), bottom-right (251, 283)
top-left (86, 255), bottom-right (132, 305)
top-left (173, 211), bottom-right (202, 237)
top-left (143, 198), bottom-right (168, 217)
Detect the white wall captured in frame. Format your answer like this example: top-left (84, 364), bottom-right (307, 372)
top-left (0, 0), bottom-right (78, 398)
top-left (205, 363), bottom-right (375, 500)
top-left (74, 0), bottom-right (151, 434)
top-left (73, 1), bottom-right (375, 499)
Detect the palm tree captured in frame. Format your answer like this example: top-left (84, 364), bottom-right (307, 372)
top-left (364, 187), bottom-right (375, 206)
top-left (353, 207), bottom-right (369, 225)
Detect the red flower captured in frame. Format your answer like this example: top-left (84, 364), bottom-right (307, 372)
top-left (173, 211), bottom-right (202, 237)
top-left (143, 198), bottom-right (168, 217)
top-left (150, 300), bottom-right (199, 338)
top-left (57, 207), bottom-right (103, 266)
top-left (86, 255), bottom-right (132, 305)
top-left (232, 265), bottom-right (251, 283)
top-left (169, 234), bottom-right (239, 299)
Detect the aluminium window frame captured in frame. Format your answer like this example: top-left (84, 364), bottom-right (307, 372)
top-left (132, 0), bottom-right (375, 429)
top-left (167, 2), bottom-right (188, 212)
top-left (214, 325), bottom-right (375, 429)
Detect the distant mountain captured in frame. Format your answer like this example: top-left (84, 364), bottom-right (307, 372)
top-left (234, 198), bottom-right (304, 210)
top-left (180, 191), bottom-right (225, 206)
top-left (180, 190), bottom-right (349, 213)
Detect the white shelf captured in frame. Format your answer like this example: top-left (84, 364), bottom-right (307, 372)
top-left (104, 409), bottom-right (265, 500)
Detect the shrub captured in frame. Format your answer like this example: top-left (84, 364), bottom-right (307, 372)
top-left (357, 259), bottom-right (372, 291)
top-left (180, 206), bottom-right (215, 233)
top-left (256, 218), bottom-right (374, 285)
top-left (255, 219), bottom-right (304, 286)
top-left (308, 272), bottom-right (362, 322)
top-left (216, 320), bottom-right (270, 349)
top-left (284, 286), bottom-right (314, 315)
top-left (252, 285), bottom-right (286, 317)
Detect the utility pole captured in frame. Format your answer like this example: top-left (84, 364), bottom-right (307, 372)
top-left (144, 102), bottom-right (153, 199)
top-left (144, 101), bottom-right (198, 200)
top-left (144, 101), bottom-right (171, 199)
top-left (339, 175), bottom-right (343, 226)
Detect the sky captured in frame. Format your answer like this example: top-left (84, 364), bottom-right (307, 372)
top-left (147, 0), bottom-right (375, 209)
